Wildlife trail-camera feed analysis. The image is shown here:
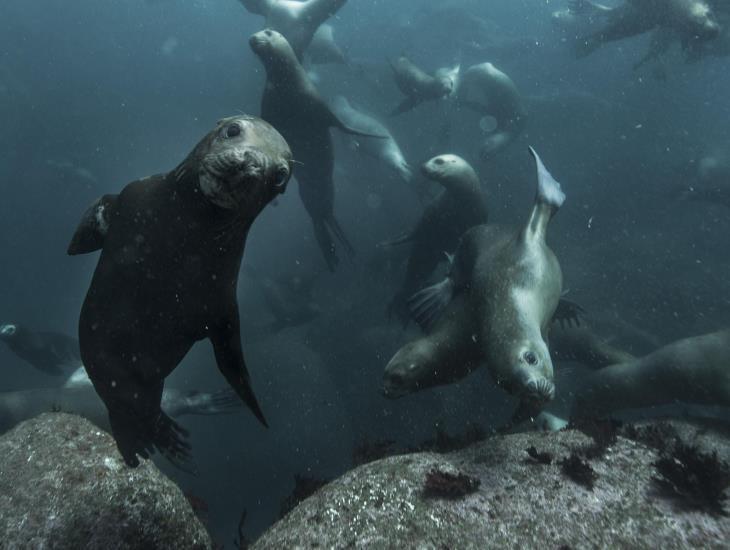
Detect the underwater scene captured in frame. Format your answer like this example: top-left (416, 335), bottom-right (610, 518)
top-left (1, 0), bottom-right (730, 547)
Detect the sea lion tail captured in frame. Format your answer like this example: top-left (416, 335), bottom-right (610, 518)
top-left (529, 146), bottom-right (565, 210)
top-left (407, 276), bottom-right (455, 332)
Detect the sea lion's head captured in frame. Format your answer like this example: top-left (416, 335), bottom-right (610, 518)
top-left (382, 337), bottom-right (473, 399)
top-left (434, 64), bottom-right (460, 97)
top-left (249, 29), bottom-right (295, 65)
top-left (188, 115), bottom-right (292, 214)
top-left (0, 323), bottom-right (18, 341)
top-left (492, 337), bottom-right (555, 409)
top-left (422, 154), bottom-right (479, 191)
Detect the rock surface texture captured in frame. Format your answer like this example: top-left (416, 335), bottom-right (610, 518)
top-left (0, 413), bottom-right (211, 549)
top-left (253, 419), bottom-right (730, 549)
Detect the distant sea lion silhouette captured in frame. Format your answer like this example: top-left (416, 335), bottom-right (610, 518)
top-left (250, 29), bottom-right (382, 271)
top-left (389, 56), bottom-right (460, 116)
top-left (69, 115), bottom-right (292, 467)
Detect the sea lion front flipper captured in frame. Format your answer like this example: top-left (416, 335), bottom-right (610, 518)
top-left (67, 194), bottom-right (118, 255)
top-left (552, 298), bottom-right (586, 328)
top-left (407, 276), bottom-right (455, 332)
top-left (210, 317), bottom-right (268, 428)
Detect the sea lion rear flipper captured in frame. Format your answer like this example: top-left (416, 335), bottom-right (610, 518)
top-left (522, 147), bottom-right (565, 243)
top-left (210, 320), bottom-right (268, 428)
top-left (552, 298), bottom-right (586, 328)
top-left (67, 194), bottom-right (118, 255)
top-left (407, 276), bottom-right (455, 332)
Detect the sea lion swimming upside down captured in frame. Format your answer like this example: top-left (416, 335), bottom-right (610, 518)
top-left (383, 148), bottom-right (566, 424)
top-left (69, 115), bottom-right (293, 467)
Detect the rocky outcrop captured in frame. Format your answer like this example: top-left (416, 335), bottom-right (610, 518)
top-left (253, 419), bottom-right (730, 549)
top-left (0, 413), bottom-right (211, 549)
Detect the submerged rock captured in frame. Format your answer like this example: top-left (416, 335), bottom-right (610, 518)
top-left (0, 413), bottom-right (211, 549)
top-left (253, 420), bottom-right (730, 549)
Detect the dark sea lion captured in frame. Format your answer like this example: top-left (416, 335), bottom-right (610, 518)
top-left (0, 368), bottom-right (243, 436)
top-left (575, 0), bottom-right (720, 58)
top-left (388, 56), bottom-right (460, 116)
top-left (250, 29), bottom-right (380, 271)
top-left (383, 148), bottom-right (566, 424)
top-left (238, 0), bottom-right (347, 59)
top-left (380, 154), bottom-right (488, 323)
top-left (70, 115), bottom-right (293, 467)
top-left (571, 329), bottom-right (730, 420)
top-left (455, 62), bottom-right (527, 158)
top-left (0, 323), bottom-right (80, 376)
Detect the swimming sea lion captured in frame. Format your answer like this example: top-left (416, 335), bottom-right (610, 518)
top-left (70, 115), bottom-right (293, 467)
top-left (238, 0), bottom-right (347, 59)
top-left (383, 148), bottom-right (566, 424)
top-left (380, 154), bottom-right (488, 323)
top-left (0, 323), bottom-right (80, 376)
top-left (0, 368), bottom-right (243, 438)
top-left (550, 321), bottom-right (636, 369)
top-left (455, 62), bottom-right (527, 158)
top-left (388, 56), bottom-right (460, 116)
top-left (574, 0), bottom-right (720, 58)
top-left (571, 329), bottom-right (730, 420)
top-left (250, 29), bottom-right (380, 271)
top-left (330, 96), bottom-right (413, 183)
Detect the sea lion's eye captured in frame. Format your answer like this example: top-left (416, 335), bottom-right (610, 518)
top-left (434, 158), bottom-right (445, 165)
top-left (225, 124), bottom-right (241, 138)
top-left (274, 166), bottom-right (289, 189)
top-left (524, 351), bottom-right (538, 366)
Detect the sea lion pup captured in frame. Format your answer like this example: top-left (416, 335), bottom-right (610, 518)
top-left (238, 0), bottom-right (346, 60)
top-left (383, 148), bottom-right (566, 423)
top-left (381, 154), bottom-right (488, 323)
top-left (574, 0), bottom-right (720, 59)
top-left (388, 56), bottom-right (460, 116)
top-left (571, 329), bottom-right (730, 420)
top-left (0, 368), bottom-right (243, 437)
top-left (0, 323), bottom-right (80, 376)
top-left (330, 96), bottom-right (413, 183)
top-left (69, 115), bottom-right (293, 467)
top-left (308, 24), bottom-right (346, 65)
top-left (250, 29), bottom-right (381, 271)
top-left (455, 62), bottom-right (527, 158)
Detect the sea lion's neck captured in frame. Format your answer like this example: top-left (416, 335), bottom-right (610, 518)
top-left (263, 53), bottom-right (306, 87)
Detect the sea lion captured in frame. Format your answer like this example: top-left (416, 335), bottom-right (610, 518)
top-left (238, 0), bottom-right (347, 59)
top-left (571, 329), bottom-right (730, 420)
top-left (0, 323), bottom-right (80, 376)
top-left (330, 96), bottom-right (413, 183)
top-left (0, 369), bottom-right (243, 437)
top-left (383, 148), bottom-right (566, 424)
top-left (550, 321), bottom-right (636, 369)
top-left (380, 154), bottom-right (488, 323)
top-left (250, 29), bottom-right (380, 271)
top-left (455, 62), bottom-right (527, 158)
top-left (388, 56), bottom-right (460, 116)
top-left (70, 115), bottom-right (293, 467)
top-left (574, 0), bottom-right (720, 58)
top-left (308, 24), bottom-right (346, 65)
